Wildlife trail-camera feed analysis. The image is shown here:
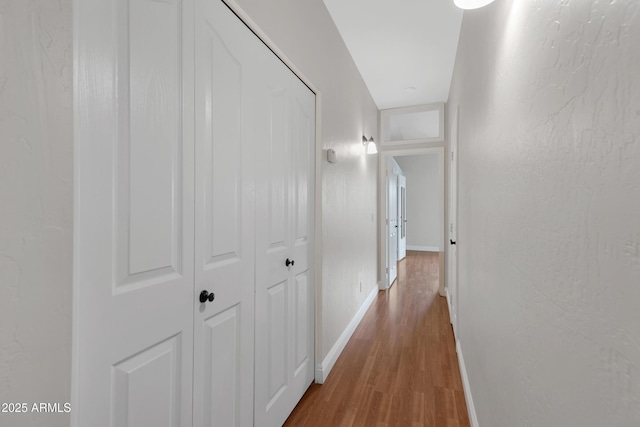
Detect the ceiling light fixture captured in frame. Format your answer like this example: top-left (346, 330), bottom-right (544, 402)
top-left (454, 0), bottom-right (496, 10)
top-left (362, 136), bottom-right (378, 154)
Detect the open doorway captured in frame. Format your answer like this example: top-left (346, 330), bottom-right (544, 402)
top-left (379, 148), bottom-right (445, 293)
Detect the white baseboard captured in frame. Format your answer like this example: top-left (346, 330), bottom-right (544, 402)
top-left (406, 245), bottom-right (440, 252)
top-left (446, 288), bottom-right (452, 320)
top-left (456, 340), bottom-right (479, 427)
top-left (315, 286), bottom-right (378, 384)
top-left (445, 287), bottom-right (458, 339)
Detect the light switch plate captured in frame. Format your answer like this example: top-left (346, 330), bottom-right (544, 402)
top-left (327, 149), bottom-right (336, 163)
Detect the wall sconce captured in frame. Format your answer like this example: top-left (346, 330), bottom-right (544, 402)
top-left (454, 0), bottom-right (496, 9)
top-left (362, 136), bottom-right (378, 154)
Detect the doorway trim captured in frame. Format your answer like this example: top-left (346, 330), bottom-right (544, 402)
top-left (378, 147), bottom-right (446, 295)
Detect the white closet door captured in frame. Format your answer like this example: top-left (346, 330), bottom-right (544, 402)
top-left (288, 76), bottom-right (316, 408)
top-left (254, 49), bottom-right (316, 426)
top-left (74, 0), bottom-right (195, 425)
top-left (193, 0), bottom-right (260, 425)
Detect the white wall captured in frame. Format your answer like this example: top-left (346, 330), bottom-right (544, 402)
top-left (395, 154), bottom-right (441, 251)
top-left (233, 0), bottom-right (379, 376)
top-left (448, 1), bottom-right (640, 426)
top-left (0, 1), bottom-right (73, 426)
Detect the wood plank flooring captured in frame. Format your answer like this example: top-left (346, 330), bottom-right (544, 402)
top-left (284, 251), bottom-right (469, 427)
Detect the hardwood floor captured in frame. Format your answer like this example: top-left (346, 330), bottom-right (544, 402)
top-left (284, 251), bottom-right (469, 427)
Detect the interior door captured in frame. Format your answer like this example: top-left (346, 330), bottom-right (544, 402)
top-left (254, 45), bottom-right (316, 426)
top-left (193, 0), bottom-right (259, 425)
top-left (388, 170), bottom-right (398, 287)
top-left (398, 174), bottom-right (407, 260)
top-left (449, 107), bottom-right (459, 336)
top-left (74, 0), bottom-right (195, 425)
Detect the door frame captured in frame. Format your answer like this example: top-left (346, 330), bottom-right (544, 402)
top-left (378, 147), bottom-right (445, 294)
top-left (397, 174), bottom-right (407, 261)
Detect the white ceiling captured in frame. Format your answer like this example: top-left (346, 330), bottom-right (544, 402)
top-left (323, 0), bottom-right (463, 110)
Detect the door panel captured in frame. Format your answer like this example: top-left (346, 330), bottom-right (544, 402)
top-left (294, 272), bottom-right (310, 371)
top-left (74, 0), bottom-right (195, 425)
top-left (289, 80), bottom-right (315, 395)
top-left (255, 50), bottom-right (315, 427)
top-left (112, 336), bottom-right (181, 427)
top-left (203, 25), bottom-right (242, 266)
top-left (203, 307), bottom-right (241, 427)
top-left (268, 88), bottom-right (291, 249)
top-left (123, 0), bottom-right (182, 278)
top-left (254, 56), bottom-right (293, 425)
top-left (267, 281), bottom-right (287, 402)
top-left (194, 0), bottom-right (257, 425)
top-left (116, 0), bottom-right (183, 288)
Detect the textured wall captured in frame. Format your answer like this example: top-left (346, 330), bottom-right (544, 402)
top-left (448, 0), bottom-right (640, 425)
top-left (0, 0), bottom-right (73, 426)
top-left (233, 0), bottom-right (379, 367)
top-left (395, 154), bottom-right (441, 251)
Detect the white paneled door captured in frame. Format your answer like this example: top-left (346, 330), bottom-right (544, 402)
top-left (253, 33), bottom-right (316, 427)
top-left (193, 0), bottom-right (262, 425)
top-left (75, 0), bottom-right (315, 426)
top-left (74, 0), bottom-right (195, 425)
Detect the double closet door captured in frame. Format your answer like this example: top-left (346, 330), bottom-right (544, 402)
top-left (74, 0), bottom-right (315, 426)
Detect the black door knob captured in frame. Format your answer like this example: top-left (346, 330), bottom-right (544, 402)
top-left (286, 258), bottom-right (295, 267)
top-left (450, 239), bottom-right (456, 245)
top-left (199, 290), bottom-right (215, 303)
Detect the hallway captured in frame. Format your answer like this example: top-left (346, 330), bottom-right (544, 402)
top-left (285, 252), bottom-right (469, 426)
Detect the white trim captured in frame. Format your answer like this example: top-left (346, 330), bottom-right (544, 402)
top-left (407, 245), bottom-right (440, 252)
top-left (456, 340), bottom-right (480, 427)
top-left (446, 288), bottom-right (453, 324)
top-left (446, 287), bottom-right (457, 339)
top-left (315, 286), bottom-right (378, 383)
top-left (71, 1), bottom-right (82, 423)
top-left (380, 103), bottom-right (445, 146)
top-left (378, 146), bottom-right (446, 296)
top-left (221, 0), bottom-right (318, 94)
